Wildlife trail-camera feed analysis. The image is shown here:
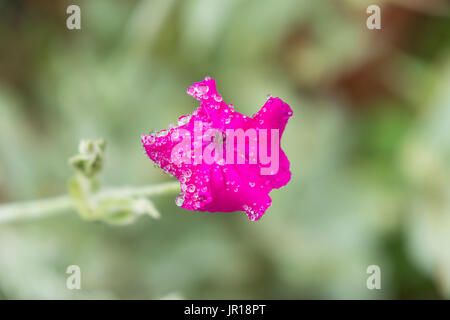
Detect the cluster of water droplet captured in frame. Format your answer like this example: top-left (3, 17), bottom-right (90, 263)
top-left (175, 168), bottom-right (212, 210)
top-left (243, 199), bottom-right (271, 221)
top-left (242, 204), bottom-right (261, 221)
top-left (186, 79), bottom-right (228, 111)
top-left (141, 114), bottom-right (197, 182)
top-left (187, 83), bottom-right (210, 100)
top-left (142, 114), bottom-right (192, 147)
top-left (225, 180), bottom-right (240, 193)
top-left (142, 77), bottom-right (293, 219)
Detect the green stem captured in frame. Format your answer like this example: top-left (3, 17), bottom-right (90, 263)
top-left (0, 181), bottom-right (179, 224)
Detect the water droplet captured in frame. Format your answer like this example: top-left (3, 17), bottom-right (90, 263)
top-left (187, 87), bottom-right (195, 96)
top-left (157, 130), bottom-right (168, 137)
top-left (146, 135), bottom-right (155, 145)
top-left (214, 95), bottom-right (223, 102)
top-left (178, 115), bottom-right (191, 126)
top-left (196, 85), bottom-right (209, 96)
top-left (225, 118), bottom-right (231, 124)
top-left (187, 185), bottom-right (196, 193)
top-left (249, 182), bottom-right (255, 187)
top-left (171, 130), bottom-right (180, 140)
top-left (175, 195), bottom-right (185, 207)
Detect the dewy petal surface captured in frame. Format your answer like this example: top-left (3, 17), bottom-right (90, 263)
top-left (141, 78), bottom-right (292, 221)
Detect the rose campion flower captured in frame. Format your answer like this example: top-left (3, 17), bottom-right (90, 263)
top-left (141, 78), bottom-right (292, 221)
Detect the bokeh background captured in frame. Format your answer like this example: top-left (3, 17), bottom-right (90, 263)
top-left (0, 0), bottom-right (450, 299)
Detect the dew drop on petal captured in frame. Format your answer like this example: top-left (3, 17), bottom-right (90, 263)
top-left (157, 130), bottom-right (168, 137)
top-left (187, 87), bottom-right (195, 96)
top-left (196, 85), bottom-right (209, 96)
top-left (147, 135), bottom-right (156, 145)
top-left (178, 115), bottom-right (191, 126)
top-left (175, 195), bottom-right (185, 207)
top-left (171, 130), bottom-right (180, 140)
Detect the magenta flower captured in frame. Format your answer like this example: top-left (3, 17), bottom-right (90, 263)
top-left (141, 78), bottom-right (292, 221)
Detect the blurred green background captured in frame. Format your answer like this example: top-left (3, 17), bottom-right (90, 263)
top-left (0, 0), bottom-right (450, 299)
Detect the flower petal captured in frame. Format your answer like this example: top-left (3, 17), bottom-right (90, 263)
top-left (142, 78), bottom-right (292, 221)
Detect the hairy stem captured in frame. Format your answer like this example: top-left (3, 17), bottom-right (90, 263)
top-left (0, 181), bottom-right (179, 224)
